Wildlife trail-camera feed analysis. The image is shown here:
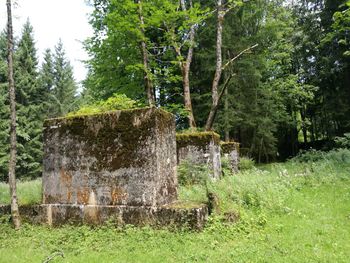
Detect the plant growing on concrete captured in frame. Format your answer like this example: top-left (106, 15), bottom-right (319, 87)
top-left (66, 94), bottom-right (143, 117)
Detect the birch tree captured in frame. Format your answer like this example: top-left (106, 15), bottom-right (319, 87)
top-left (205, 0), bottom-right (257, 131)
top-left (6, 0), bottom-right (21, 229)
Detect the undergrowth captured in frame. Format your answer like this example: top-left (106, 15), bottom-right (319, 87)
top-left (0, 149), bottom-right (349, 262)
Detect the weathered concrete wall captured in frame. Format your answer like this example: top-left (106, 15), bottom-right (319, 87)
top-left (0, 203), bottom-right (208, 230)
top-left (221, 142), bottom-right (240, 173)
top-left (43, 108), bottom-right (178, 207)
top-left (176, 132), bottom-right (222, 179)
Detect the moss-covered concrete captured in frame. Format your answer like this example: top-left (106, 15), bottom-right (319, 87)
top-left (176, 131), bottom-right (222, 180)
top-left (221, 141), bottom-right (240, 154)
top-left (176, 131), bottom-right (221, 149)
top-left (221, 141), bottom-right (240, 173)
top-left (43, 107), bottom-right (178, 207)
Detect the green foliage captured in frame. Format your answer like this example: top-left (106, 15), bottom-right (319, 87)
top-left (0, 32), bottom-right (9, 181)
top-left (177, 160), bottom-right (210, 186)
top-left (335, 133), bottom-right (350, 149)
top-left (238, 157), bottom-right (255, 171)
top-left (292, 148), bottom-right (350, 164)
top-left (66, 94), bottom-right (141, 117)
top-left (13, 21), bottom-right (44, 179)
top-left (50, 40), bottom-right (78, 117)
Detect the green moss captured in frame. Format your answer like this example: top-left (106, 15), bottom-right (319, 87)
top-left (43, 108), bottom-right (174, 172)
top-left (176, 131), bottom-right (221, 148)
top-left (66, 94), bottom-right (142, 118)
top-left (221, 141), bottom-right (240, 154)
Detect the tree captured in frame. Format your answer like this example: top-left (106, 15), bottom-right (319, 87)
top-left (51, 40), bottom-right (78, 117)
top-left (84, 0), bottom-right (206, 122)
top-left (6, 0), bottom-right (21, 229)
top-left (38, 48), bottom-right (54, 116)
top-left (14, 20), bottom-right (44, 179)
top-left (137, 0), bottom-right (155, 105)
top-left (0, 31), bottom-right (9, 181)
top-left (204, 0), bottom-right (260, 131)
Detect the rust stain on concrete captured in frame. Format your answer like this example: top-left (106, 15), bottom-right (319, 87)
top-left (77, 188), bottom-right (90, 204)
top-left (111, 187), bottom-right (128, 205)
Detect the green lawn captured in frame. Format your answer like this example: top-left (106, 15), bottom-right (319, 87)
top-left (0, 156), bottom-right (350, 263)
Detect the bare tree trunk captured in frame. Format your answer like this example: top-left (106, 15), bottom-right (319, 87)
top-left (205, 0), bottom-right (224, 131)
top-left (6, 0), bottom-right (21, 230)
top-left (137, 0), bottom-right (155, 106)
top-left (180, 0), bottom-right (196, 129)
top-left (224, 84), bottom-right (230, 142)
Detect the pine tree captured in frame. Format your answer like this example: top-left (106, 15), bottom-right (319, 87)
top-left (39, 48), bottom-right (54, 116)
top-left (0, 31), bottom-right (9, 181)
top-left (14, 20), bottom-right (44, 179)
top-left (51, 40), bottom-right (77, 117)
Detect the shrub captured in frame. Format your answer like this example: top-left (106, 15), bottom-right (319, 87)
top-left (292, 149), bottom-right (325, 162)
top-left (221, 156), bottom-right (231, 171)
top-left (335, 133), bottom-right (350, 149)
top-left (177, 160), bottom-right (210, 186)
top-left (326, 148), bottom-right (350, 164)
top-left (292, 148), bottom-right (350, 164)
top-left (67, 94), bottom-right (142, 117)
top-left (238, 157), bottom-right (255, 170)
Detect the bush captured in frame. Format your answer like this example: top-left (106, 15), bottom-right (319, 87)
top-left (292, 148), bottom-right (350, 164)
top-left (326, 148), bottom-right (350, 164)
top-left (220, 156), bottom-right (231, 172)
top-left (238, 157), bottom-right (255, 170)
top-left (292, 149), bottom-right (325, 162)
top-left (335, 133), bottom-right (350, 149)
top-left (67, 94), bottom-right (142, 117)
top-left (177, 160), bottom-right (210, 186)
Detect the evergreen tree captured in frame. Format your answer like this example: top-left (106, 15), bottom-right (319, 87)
top-left (51, 40), bottom-right (78, 117)
top-left (38, 48), bottom-right (55, 116)
top-left (14, 20), bottom-right (44, 179)
top-left (0, 31), bottom-right (9, 181)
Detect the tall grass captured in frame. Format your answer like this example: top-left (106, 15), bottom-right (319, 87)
top-left (0, 179), bottom-right (42, 205)
top-left (180, 148), bottom-right (350, 219)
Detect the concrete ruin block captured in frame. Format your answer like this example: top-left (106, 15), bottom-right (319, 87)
top-left (176, 132), bottom-right (222, 179)
top-left (42, 107), bottom-right (178, 207)
top-left (0, 203), bottom-right (208, 230)
top-left (221, 142), bottom-right (240, 173)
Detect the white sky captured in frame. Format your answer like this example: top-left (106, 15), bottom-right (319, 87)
top-left (0, 0), bottom-right (93, 84)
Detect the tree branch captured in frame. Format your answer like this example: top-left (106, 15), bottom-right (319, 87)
top-left (218, 73), bottom-right (236, 102)
top-left (222, 44), bottom-right (258, 70)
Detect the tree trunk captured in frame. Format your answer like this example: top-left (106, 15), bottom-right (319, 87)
top-left (224, 84), bottom-right (230, 142)
top-left (300, 108), bottom-right (308, 143)
top-left (137, 0), bottom-right (155, 106)
top-left (180, 0), bottom-right (196, 129)
top-left (6, 0), bottom-right (21, 230)
top-left (205, 0), bottom-right (224, 131)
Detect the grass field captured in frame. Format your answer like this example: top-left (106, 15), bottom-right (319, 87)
top-left (0, 150), bottom-right (350, 262)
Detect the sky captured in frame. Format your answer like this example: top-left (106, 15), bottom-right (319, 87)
top-left (0, 0), bottom-right (93, 84)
